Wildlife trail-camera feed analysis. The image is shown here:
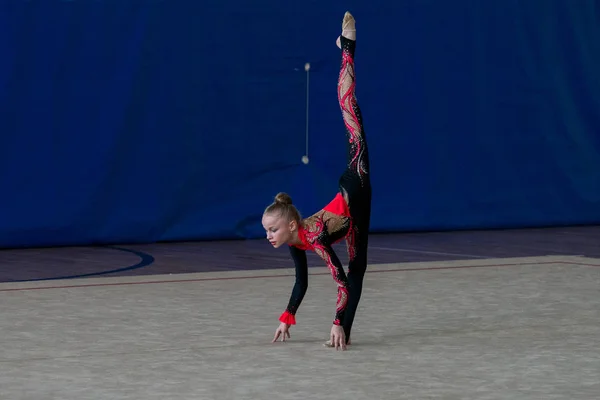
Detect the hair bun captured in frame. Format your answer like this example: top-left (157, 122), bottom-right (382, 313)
top-left (274, 192), bottom-right (293, 206)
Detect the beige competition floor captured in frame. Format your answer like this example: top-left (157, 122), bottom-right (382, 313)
top-left (1, 254), bottom-right (599, 400)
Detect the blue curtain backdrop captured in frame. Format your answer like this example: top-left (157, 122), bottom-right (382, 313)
top-left (1, 0), bottom-right (599, 248)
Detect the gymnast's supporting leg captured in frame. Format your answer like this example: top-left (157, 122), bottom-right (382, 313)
top-left (336, 12), bottom-right (372, 344)
top-left (343, 214), bottom-right (370, 344)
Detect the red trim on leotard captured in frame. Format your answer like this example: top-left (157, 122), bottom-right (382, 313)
top-left (291, 224), bottom-right (313, 251)
top-left (323, 193), bottom-right (351, 217)
top-left (290, 193), bottom-right (351, 252)
top-left (279, 310), bottom-right (296, 325)
top-left (324, 193), bottom-right (355, 259)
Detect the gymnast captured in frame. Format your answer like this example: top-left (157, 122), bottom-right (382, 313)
top-left (261, 11), bottom-right (371, 351)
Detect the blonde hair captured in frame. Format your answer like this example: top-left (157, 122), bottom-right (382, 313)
top-left (264, 192), bottom-right (302, 222)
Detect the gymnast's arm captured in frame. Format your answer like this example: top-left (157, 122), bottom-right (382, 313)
top-left (278, 245), bottom-right (309, 325)
top-left (312, 240), bottom-right (349, 326)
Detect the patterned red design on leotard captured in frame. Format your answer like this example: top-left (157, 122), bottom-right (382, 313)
top-left (279, 35), bottom-right (370, 341)
top-left (291, 201), bottom-right (352, 324)
top-left (323, 193), bottom-right (356, 261)
top-left (338, 49), bottom-right (367, 183)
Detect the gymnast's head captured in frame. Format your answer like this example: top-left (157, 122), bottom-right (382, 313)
top-left (262, 192), bottom-right (302, 248)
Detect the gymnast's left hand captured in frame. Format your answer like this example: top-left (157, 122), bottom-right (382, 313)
top-left (272, 322), bottom-right (291, 343)
top-left (330, 325), bottom-right (347, 350)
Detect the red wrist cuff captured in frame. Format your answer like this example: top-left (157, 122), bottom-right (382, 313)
top-left (279, 311), bottom-right (296, 325)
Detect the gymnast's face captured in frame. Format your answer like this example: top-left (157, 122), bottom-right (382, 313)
top-left (262, 212), bottom-right (297, 249)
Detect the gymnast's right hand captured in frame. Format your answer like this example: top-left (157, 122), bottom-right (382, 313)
top-left (272, 322), bottom-right (291, 342)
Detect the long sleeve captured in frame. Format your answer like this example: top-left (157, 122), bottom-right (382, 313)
top-left (279, 245), bottom-right (309, 325)
top-left (312, 241), bottom-right (349, 326)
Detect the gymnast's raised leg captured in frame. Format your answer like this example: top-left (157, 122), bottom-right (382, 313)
top-left (336, 12), bottom-right (372, 345)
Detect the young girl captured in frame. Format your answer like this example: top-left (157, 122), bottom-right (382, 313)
top-left (261, 11), bottom-right (371, 351)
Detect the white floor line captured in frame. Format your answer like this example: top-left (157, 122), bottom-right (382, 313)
top-left (369, 246), bottom-right (488, 259)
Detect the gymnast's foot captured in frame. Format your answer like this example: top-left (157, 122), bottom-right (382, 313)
top-left (336, 11), bottom-right (356, 49)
